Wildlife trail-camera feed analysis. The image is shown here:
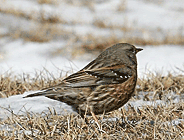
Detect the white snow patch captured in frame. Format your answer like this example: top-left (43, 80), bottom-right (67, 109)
top-left (0, 91), bottom-right (76, 120)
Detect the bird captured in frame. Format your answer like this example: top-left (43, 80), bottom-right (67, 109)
top-left (24, 43), bottom-right (142, 118)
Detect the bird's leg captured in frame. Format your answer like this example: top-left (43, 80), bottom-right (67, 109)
top-left (78, 109), bottom-right (101, 131)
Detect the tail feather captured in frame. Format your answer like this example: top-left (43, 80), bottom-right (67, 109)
top-left (23, 88), bottom-right (56, 98)
top-left (23, 91), bottom-right (45, 98)
top-left (23, 89), bottom-right (80, 107)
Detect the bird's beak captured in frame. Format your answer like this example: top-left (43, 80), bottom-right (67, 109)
top-left (136, 48), bottom-right (143, 53)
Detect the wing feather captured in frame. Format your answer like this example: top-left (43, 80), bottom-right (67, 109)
top-left (63, 64), bottom-right (133, 88)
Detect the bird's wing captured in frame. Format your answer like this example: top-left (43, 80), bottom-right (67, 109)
top-left (63, 64), bottom-right (133, 88)
top-left (24, 59), bottom-right (133, 98)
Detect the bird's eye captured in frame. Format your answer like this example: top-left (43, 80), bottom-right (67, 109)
top-left (129, 48), bottom-right (135, 53)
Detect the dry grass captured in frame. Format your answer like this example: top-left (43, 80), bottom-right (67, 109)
top-left (0, 70), bottom-right (64, 98)
top-left (0, 103), bottom-right (183, 139)
top-left (80, 33), bottom-right (184, 54)
top-left (0, 1), bottom-right (183, 47)
top-left (117, 0), bottom-right (127, 11)
top-left (37, 0), bottom-right (58, 5)
top-left (7, 27), bottom-right (184, 51)
top-left (137, 73), bottom-right (184, 93)
top-left (8, 23), bottom-right (73, 42)
top-left (0, 71), bottom-right (183, 139)
top-left (0, 1), bottom-right (184, 137)
top-left (0, 5), bottom-right (61, 24)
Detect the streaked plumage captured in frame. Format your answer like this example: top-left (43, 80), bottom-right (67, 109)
top-left (24, 43), bottom-right (142, 116)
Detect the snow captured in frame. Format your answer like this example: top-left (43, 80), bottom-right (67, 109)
top-left (0, 0), bottom-right (183, 120)
top-left (0, 0), bottom-right (183, 38)
top-left (138, 45), bottom-right (184, 76)
top-left (0, 91), bottom-right (75, 120)
top-left (0, 39), bottom-right (88, 77)
top-left (1, 41), bottom-right (183, 78)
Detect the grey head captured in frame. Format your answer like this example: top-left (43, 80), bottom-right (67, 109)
top-left (102, 43), bottom-right (142, 56)
top-left (83, 43), bottom-right (143, 70)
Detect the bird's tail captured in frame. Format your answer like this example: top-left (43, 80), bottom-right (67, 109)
top-left (23, 88), bottom-right (79, 107)
top-left (23, 88), bottom-right (56, 98)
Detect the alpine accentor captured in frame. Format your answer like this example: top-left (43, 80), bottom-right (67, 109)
top-left (24, 43), bottom-right (142, 117)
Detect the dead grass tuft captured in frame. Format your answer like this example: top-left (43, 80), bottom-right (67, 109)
top-left (117, 0), bottom-right (127, 11)
top-left (0, 70), bottom-right (183, 138)
top-left (0, 6), bottom-right (61, 24)
top-left (0, 101), bottom-right (183, 139)
top-left (79, 33), bottom-right (184, 55)
top-left (0, 70), bottom-right (64, 98)
top-left (9, 23), bottom-right (72, 42)
top-left (137, 73), bottom-right (184, 93)
top-left (37, 0), bottom-right (58, 5)
top-left (93, 19), bottom-right (107, 28)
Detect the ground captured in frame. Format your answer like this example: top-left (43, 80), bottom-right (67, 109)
top-left (0, 0), bottom-right (183, 139)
